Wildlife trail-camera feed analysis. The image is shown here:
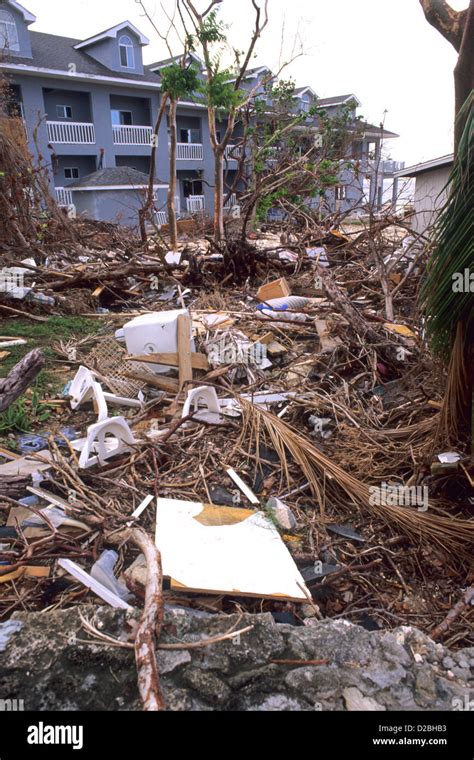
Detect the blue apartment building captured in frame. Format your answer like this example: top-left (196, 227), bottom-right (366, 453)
top-left (0, 0), bottom-right (404, 228)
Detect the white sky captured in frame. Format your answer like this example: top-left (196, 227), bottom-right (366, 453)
top-left (23, 0), bottom-right (467, 165)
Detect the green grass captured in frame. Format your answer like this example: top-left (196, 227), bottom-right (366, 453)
top-left (0, 316), bottom-right (100, 389)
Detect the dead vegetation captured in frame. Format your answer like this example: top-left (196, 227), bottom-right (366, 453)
top-left (0, 78), bottom-right (472, 712)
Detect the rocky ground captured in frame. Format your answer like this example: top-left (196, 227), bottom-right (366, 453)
top-left (1, 605), bottom-right (472, 711)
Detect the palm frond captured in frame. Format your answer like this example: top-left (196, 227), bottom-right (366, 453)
top-left (419, 92), bottom-right (474, 358)
top-left (239, 400), bottom-right (474, 557)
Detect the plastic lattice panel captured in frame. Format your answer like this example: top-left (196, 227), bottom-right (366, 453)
top-left (85, 337), bottom-right (154, 397)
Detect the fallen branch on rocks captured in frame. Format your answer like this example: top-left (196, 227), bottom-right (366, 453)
top-left (431, 585), bottom-right (474, 641)
top-left (0, 349), bottom-right (45, 413)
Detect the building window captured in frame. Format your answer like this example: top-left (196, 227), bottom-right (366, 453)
top-left (299, 98), bottom-right (310, 113)
top-left (0, 10), bottom-right (20, 52)
top-left (119, 35), bottom-right (135, 68)
top-left (335, 186), bottom-right (347, 201)
top-left (183, 179), bottom-right (203, 197)
top-left (179, 128), bottom-right (200, 144)
top-left (367, 141), bottom-right (377, 158)
top-left (56, 105), bottom-right (73, 119)
top-left (64, 167), bottom-right (80, 180)
top-left (111, 110), bottom-right (133, 126)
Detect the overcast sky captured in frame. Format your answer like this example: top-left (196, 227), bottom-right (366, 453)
top-left (23, 0), bottom-right (466, 165)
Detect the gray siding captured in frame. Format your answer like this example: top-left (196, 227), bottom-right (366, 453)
top-left (53, 155), bottom-right (97, 184)
top-left (83, 31), bottom-right (144, 75)
top-left (0, 1), bottom-right (32, 57)
top-left (43, 88), bottom-right (92, 122)
top-left (72, 187), bottom-right (147, 228)
top-left (110, 94), bottom-right (151, 125)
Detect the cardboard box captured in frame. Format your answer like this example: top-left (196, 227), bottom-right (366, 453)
top-left (257, 277), bottom-right (291, 302)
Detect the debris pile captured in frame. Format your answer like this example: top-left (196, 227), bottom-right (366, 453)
top-left (1, 210), bottom-right (473, 711)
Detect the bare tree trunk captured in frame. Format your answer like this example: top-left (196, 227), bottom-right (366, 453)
top-left (139, 94), bottom-right (168, 242)
top-left (419, 0), bottom-right (473, 151)
top-left (167, 97), bottom-right (179, 250)
top-left (454, 0), bottom-right (474, 149)
top-left (0, 349), bottom-right (44, 413)
top-left (214, 149), bottom-right (225, 242)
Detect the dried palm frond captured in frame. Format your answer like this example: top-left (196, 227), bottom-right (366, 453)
top-left (419, 92), bottom-right (474, 359)
top-left (239, 399), bottom-right (474, 557)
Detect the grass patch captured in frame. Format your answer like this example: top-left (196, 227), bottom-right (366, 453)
top-left (0, 316), bottom-right (100, 391)
top-left (0, 386), bottom-right (54, 433)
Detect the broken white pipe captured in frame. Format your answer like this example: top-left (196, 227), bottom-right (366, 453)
top-left (58, 558), bottom-right (133, 610)
top-left (226, 467), bottom-right (260, 505)
top-left (127, 494), bottom-right (154, 526)
top-left (257, 310), bottom-right (309, 323)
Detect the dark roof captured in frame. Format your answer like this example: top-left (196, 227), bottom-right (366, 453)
top-left (360, 121), bottom-right (399, 138)
top-left (317, 94), bottom-right (359, 107)
top-left (3, 31), bottom-right (161, 83)
top-left (69, 167), bottom-right (150, 188)
top-left (294, 86), bottom-right (313, 95)
top-left (148, 52), bottom-right (204, 71)
top-left (395, 154), bottom-right (453, 178)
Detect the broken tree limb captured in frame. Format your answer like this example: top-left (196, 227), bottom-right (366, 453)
top-left (107, 526), bottom-right (165, 711)
top-left (430, 584), bottom-right (474, 640)
top-left (0, 349), bottom-right (45, 413)
top-left (47, 261), bottom-right (168, 292)
top-left (0, 475), bottom-right (30, 499)
top-left (314, 264), bottom-right (399, 363)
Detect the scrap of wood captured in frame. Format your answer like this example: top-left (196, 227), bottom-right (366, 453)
top-left (0, 339), bottom-right (27, 348)
top-left (177, 314), bottom-right (193, 389)
top-left (125, 370), bottom-right (179, 394)
top-left (257, 277), bottom-right (291, 302)
top-left (315, 319), bottom-right (343, 352)
top-left (0, 304), bottom-right (48, 322)
top-left (0, 349), bottom-right (45, 413)
top-left (0, 351), bottom-right (11, 361)
top-left (0, 446), bottom-right (20, 460)
top-left (127, 352), bottom-right (209, 371)
top-left (431, 585), bottom-right (474, 641)
top-left (0, 565), bottom-right (51, 583)
top-left (92, 285), bottom-right (105, 298)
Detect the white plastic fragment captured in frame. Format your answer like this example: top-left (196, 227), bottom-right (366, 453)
top-left (90, 550), bottom-right (133, 602)
top-left (127, 494), bottom-right (154, 526)
top-left (77, 416), bottom-right (136, 469)
top-left (182, 386), bottom-right (222, 426)
top-left (58, 558), bottom-right (133, 610)
top-left (226, 467), bottom-right (260, 505)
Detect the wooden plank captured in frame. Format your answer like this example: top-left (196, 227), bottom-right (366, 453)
top-left (315, 319), bottom-right (343, 352)
top-left (257, 277), bottom-right (291, 302)
top-left (124, 370), bottom-right (179, 394)
top-left (177, 314), bottom-right (193, 388)
top-left (126, 352), bottom-right (209, 371)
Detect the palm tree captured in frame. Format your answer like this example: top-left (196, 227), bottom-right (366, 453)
top-left (419, 94), bottom-right (473, 445)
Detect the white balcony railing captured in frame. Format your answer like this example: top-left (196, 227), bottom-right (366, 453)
top-left (55, 187), bottom-right (73, 206)
top-left (152, 196), bottom-right (181, 223)
top-left (224, 193), bottom-right (237, 209)
top-left (176, 142), bottom-right (203, 160)
top-left (186, 195), bottom-right (205, 213)
top-left (224, 144), bottom-right (243, 161)
top-left (47, 121), bottom-right (96, 144)
top-left (112, 125), bottom-right (153, 145)
top-left (155, 211), bottom-right (168, 227)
